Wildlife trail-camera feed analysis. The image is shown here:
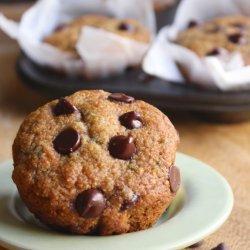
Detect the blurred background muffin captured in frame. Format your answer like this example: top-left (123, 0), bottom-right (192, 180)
top-left (0, 0), bottom-right (155, 79)
top-left (153, 0), bottom-right (176, 11)
top-left (176, 16), bottom-right (250, 65)
top-left (44, 15), bottom-right (151, 57)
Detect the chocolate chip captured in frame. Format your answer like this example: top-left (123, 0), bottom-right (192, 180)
top-left (75, 189), bottom-right (106, 218)
top-left (53, 98), bottom-right (77, 116)
top-left (169, 165), bottom-right (181, 193)
top-left (211, 243), bottom-right (228, 250)
top-left (187, 20), bottom-right (199, 28)
top-left (206, 47), bottom-right (228, 56)
top-left (108, 93), bottom-right (135, 103)
top-left (188, 240), bottom-right (204, 248)
top-left (206, 48), bottom-right (221, 56)
top-left (53, 128), bottom-right (81, 155)
top-left (119, 112), bottom-right (144, 129)
top-left (109, 135), bottom-right (136, 160)
top-left (118, 22), bottom-right (133, 32)
top-left (120, 194), bottom-right (139, 211)
top-left (55, 23), bottom-right (67, 32)
top-left (227, 33), bottom-right (247, 45)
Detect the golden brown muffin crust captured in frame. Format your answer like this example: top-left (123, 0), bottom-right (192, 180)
top-left (176, 16), bottom-right (250, 65)
top-left (12, 90), bottom-right (179, 235)
top-left (44, 15), bottom-right (151, 56)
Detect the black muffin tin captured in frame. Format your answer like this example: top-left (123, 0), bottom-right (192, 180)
top-left (16, 0), bottom-right (250, 123)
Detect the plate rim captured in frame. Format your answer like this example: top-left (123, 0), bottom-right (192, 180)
top-left (0, 153), bottom-right (234, 250)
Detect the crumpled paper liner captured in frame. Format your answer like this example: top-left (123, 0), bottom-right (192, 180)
top-left (0, 0), bottom-right (156, 78)
top-left (143, 0), bottom-right (250, 91)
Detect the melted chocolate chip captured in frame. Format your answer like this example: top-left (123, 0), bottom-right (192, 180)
top-left (228, 33), bottom-right (247, 45)
top-left (109, 135), bottom-right (136, 160)
top-left (53, 128), bottom-right (81, 155)
top-left (75, 189), bottom-right (106, 218)
top-left (211, 243), bottom-right (228, 250)
top-left (119, 112), bottom-right (144, 129)
top-left (187, 20), bottom-right (199, 28)
top-left (120, 194), bottom-right (139, 211)
top-left (188, 241), bottom-right (204, 248)
top-left (53, 98), bottom-right (77, 116)
top-left (108, 93), bottom-right (135, 103)
top-left (118, 22), bottom-right (133, 32)
top-left (169, 165), bottom-right (181, 193)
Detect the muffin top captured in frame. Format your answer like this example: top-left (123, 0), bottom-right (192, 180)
top-left (176, 16), bottom-right (250, 65)
top-left (44, 15), bottom-right (151, 56)
top-left (12, 90), bottom-right (179, 235)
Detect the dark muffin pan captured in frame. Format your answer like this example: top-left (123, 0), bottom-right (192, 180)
top-left (16, 0), bottom-right (250, 123)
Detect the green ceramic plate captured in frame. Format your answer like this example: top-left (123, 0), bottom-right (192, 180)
top-left (0, 153), bottom-right (233, 250)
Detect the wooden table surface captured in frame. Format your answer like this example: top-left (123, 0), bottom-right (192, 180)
top-left (0, 3), bottom-right (249, 250)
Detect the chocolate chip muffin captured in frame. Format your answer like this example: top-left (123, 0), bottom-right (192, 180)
top-left (12, 90), bottom-right (180, 235)
top-left (176, 16), bottom-right (250, 65)
top-left (44, 15), bottom-right (151, 56)
top-left (153, 0), bottom-right (176, 11)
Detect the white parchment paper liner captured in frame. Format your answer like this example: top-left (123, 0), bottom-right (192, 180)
top-left (0, 0), bottom-right (156, 78)
top-left (143, 0), bottom-right (250, 91)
